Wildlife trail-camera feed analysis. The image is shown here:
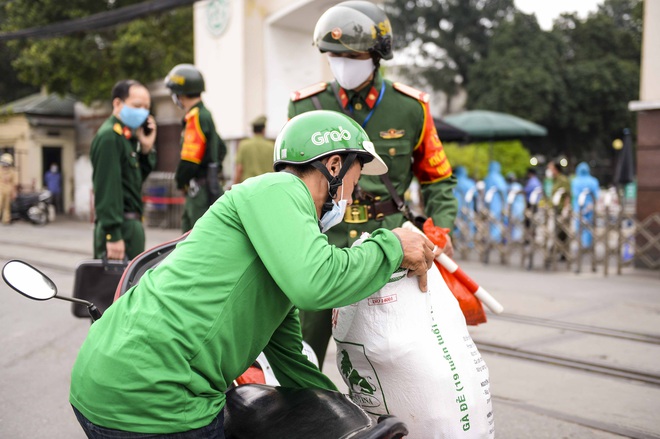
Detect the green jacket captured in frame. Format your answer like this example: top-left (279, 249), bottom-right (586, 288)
top-left (91, 115), bottom-right (156, 242)
top-left (70, 172), bottom-right (403, 433)
top-left (288, 72), bottom-right (457, 247)
top-left (175, 101), bottom-right (227, 189)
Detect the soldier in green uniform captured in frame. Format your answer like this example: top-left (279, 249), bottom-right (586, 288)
top-left (232, 115), bottom-right (275, 185)
top-left (165, 64), bottom-right (227, 233)
top-left (91, 79), bottom-right (157, 260)
top-left (288, 0), bottom-right (458, 366)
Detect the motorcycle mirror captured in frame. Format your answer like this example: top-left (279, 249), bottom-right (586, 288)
top-left (2, 260), bottom-right (57, 300)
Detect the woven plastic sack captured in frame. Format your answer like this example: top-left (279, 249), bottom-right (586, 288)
top-left (423, 218), bottom-right (486, 325)
top-left (332, 237), bottom-right (494, 438)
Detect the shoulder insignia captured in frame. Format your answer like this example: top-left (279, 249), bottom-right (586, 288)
top-left (393, 82), bottom-right (429, 103)
top-left (113, 123), bottom-right (123, 136)
top-left (290, 82), bottom-right (328, 102)
top-left (185, 106), bottom-right (200, 121)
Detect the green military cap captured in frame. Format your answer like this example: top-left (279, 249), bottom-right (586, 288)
top-left (251, 115), bottom-right (267, 127)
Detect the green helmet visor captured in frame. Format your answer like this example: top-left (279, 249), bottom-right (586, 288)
top-left (313, 4), bottom-right (393, 59)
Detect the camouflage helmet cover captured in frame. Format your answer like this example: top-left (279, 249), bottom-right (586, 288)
top-left (164, 64), bottom-right (205, 95)
top-left (313, 1), bottom-right (393, 60)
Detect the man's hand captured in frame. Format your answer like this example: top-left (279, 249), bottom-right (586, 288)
top-left (106, 239), bottom-right (126, 260)
top-left (391, 228), bottom-right (441, 292)
top-left (137, 114), bottom-right (157, 153)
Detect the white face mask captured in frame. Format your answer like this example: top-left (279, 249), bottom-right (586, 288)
top-left (320, 182), bottom-right (348, 233)
top-left (327, 56), bottom-right (375, 91)
top-left (171, 94), bottom-right (184, 109)
top-left (545, 169), bottom-right (553, 179)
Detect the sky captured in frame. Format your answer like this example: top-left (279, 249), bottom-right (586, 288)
top-left (514, 0), bottom-right (603, 30)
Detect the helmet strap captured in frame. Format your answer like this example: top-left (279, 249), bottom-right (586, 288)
top-left (311, 153), bottom-right (357, 214)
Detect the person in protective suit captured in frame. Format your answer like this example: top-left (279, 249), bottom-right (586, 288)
top-left (70, 110), bottom-right (438, 439)
top-left (0, 153), bottom-right (18, 225)
top-left (288, 0), bottom-right (458, 367)
top-left (571, 162), bottom-right (600, 247)
top-left (165, 64), bottom-right (227, 233)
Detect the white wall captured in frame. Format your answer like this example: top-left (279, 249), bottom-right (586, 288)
top-left (194, 0), bottom-right (246, 140)
top-left (640, 0), bottom-right (660, 101)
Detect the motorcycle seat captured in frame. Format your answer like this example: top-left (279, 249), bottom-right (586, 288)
top-left (224, 384), bottom-right (407, 439)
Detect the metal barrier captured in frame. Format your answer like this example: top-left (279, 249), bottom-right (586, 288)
top-left (142, 172), bottom-right (184, 230)
top-left (453, 185), bottom-right (660, 275)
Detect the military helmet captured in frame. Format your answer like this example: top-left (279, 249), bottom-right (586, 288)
top-left (0, 153), bottom-right (13, 166)
top-left (313, 1), bottom-right (393, 60)
top-left (164, 64), bottom-right (205, 95)
top-left (273, 110), bottom-right (387, 176)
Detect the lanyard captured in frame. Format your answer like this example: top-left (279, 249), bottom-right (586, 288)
top-left (348, 81), bottom-right (386, 128)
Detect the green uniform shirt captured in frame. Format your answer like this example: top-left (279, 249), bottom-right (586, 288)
top-left (70, 172), bottom-right (403, 433)
top-left (235, 134), bottom-right (275, 182)
top-left (175, 101), bottom-right (227, 189)
top-left (91, 115), bottom-right (156, 242)
top-left (288, 72), bottom-right (457, 248)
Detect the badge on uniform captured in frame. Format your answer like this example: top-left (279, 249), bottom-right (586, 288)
top-left (380, 129), bottom-right (405, 139)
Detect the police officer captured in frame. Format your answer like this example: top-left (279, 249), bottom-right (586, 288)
top-left (232, 115), bottom-right (275, 185)
top-left (165, 64), bottom-right (227, 233)
top-left (288, 0), bottom-right (458, 366)
top-left (91, 79), bottom-right (157, 260)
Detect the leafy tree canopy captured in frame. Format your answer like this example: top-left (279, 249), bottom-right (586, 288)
top-left (466, 0), bottom-right (642, 160)
top-left (385, 0), bottom-right (516, 101)
top-left (1, 0), bottom-right (193, 104)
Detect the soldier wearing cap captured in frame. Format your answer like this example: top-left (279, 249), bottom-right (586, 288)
top-left (288, 0), bottom-right (458, 366)
top-left (91, 79), bottom-right (157, 260)
top-left (165, 64), bottom-right (227, 233)
top-left (232, 115), bottom-right (275, 185)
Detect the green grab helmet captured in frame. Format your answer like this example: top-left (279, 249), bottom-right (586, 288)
top-left (273, 110), bottom-right (387, 176)
top-left (313, 1), bottom-right (393, 60)
top-left (164, 64), bottom-right (205, 95)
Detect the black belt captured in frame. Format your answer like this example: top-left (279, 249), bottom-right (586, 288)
top-left (344, 197), bottom-right (400, 223)
top-left (123, 212), bottom-right (141, 220)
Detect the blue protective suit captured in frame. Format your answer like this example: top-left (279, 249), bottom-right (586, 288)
top-left (571, 162), bottom-right (600, 247)
top-left (453, 166), bottom-right (476, 240)
top-left (507, 179), bottom-right (525, 242)
top-left (483, 162), bottom-right (508, 242)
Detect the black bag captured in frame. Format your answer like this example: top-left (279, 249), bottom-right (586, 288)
top-left (71, 257), bottom-right (128, 318)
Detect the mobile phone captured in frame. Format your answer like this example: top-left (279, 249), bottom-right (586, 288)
top-left (142, 115), bottom-right (153, 135)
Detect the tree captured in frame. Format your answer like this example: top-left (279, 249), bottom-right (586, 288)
top-left (1, 0), bottom-right (193, 103)
top-left (0, 7), bottom-right (39, 104)
top-left (467, 12), bottom-right (567, 126)
top-left (384, 0), bottom-right (516, 108)
top-left (466, 0), bottom-right (642, 160)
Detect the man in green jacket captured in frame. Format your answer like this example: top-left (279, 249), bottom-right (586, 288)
top-left (289, 0), bottom-right (458, 365)
top-left (70, 110), bottom-right (439, 438)
top-left (165, 64), bottom-right (227, 232)
top-left (91, 79), bottom-right (157, 260)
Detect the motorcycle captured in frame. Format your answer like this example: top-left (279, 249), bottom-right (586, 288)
top-left (2, 255), bottom-right (409, 439)
top-left (11, 189), bottom-right (52, 225)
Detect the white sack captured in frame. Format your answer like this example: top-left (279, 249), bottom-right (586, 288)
top-left (332, 246), bottom-right (494, 438)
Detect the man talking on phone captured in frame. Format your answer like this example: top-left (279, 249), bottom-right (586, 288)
top-left (91, 79), bottom-right (157, 260)
top-left (165, 64), bottom-right (227, 233)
